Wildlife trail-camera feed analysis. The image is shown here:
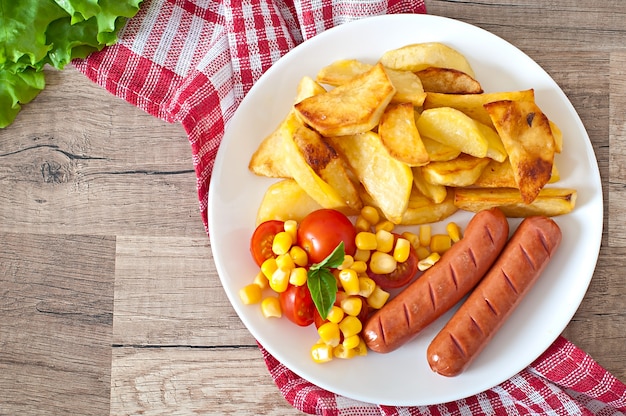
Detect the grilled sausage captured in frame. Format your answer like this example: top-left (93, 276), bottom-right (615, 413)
top-left (362, 207), bottom-right (510, 353)
top-left (427, 215), bottom-right (562, 377)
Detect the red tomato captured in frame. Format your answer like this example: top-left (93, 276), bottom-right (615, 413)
top-left (297, 209), bottom-right (357, 264)
top-left (280, 284), bottom-right (315, 327)
top-left (367, 235), bottom-right (419, 289)
top-left (250, 220), bottom-right (284, 267)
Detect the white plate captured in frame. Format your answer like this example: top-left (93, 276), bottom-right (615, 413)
top-left (208, 14), bottom-right (603, 406)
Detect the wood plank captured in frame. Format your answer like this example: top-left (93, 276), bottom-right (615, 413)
top-left (0, 68), bottom-right (202, 237)
top-left (0, 232), bottom-right (115, 415)
top-left (609, 51), bottom-right (626, 247)
top-left (110, 347), bottom-right (304, 416)
top-left (113, 236), bottom-right (251, 346)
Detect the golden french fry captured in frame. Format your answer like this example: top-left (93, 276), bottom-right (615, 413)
top-left (412, 166), bottom-right (448, 204)
top-left (484, 99), bottom-right (555, 204)
top-left (249, 76), bottom-right (327, 177)
top-left (379, 102), bottom-right (429, 166)
top-left (328, 131), bottom-right (413, 224)
top-left (295, 63), bottom-right (395, 137)
top-left (256, 179), bottom-right (323, 225)
top-left (473, 159), bottom-right (560, 188)
top-left (416, 107), bottom-right (490, 158)
top-left (477, 122), bottom-right (507, 163)
top-left (423, 89), bottom-right (535, 127)
top-left (415, 67), bottom-right (483, 94)
top-left (380, 42), bottom-right (476, 78)
top-left (293, 125), bottom-right (362, 213)
top-left (280, 113), bottom-right (349, 210)
top-left (550, 120), bottom-right (563, 153)
top-left (454, 187), bottom-right (577, 217)
top-left (421, 153), bottom-right (491, 187)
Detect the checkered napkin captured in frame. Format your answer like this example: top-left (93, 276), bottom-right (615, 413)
top-left (72, 0), bottom-right (626, 414)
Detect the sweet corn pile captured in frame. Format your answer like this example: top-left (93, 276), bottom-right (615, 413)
top-left (240, 206), bottom-right (463, 363)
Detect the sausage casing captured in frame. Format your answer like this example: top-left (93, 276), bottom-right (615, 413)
top-left (427, 215), bottom-right (562, 377)
top-left (362, 207), bottom-right (510, 353)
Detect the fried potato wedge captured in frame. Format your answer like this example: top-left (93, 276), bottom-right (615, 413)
top-left (421, 135), bottom-right (461, 162)
top-left (423, 89), bottom-right (535, 127)
top-left (380, 42), bottom-right (476, 78)
top-left (484, 99), bottom-right (555, 204)
top-left (416, 107), bottom-right (490, 158)
top-left (280, 113), bottom-right (349, 210)
top-left (295, 63), bottom-right (395, 137)
top-left (415, 67), bottom-right (483, 94)
top-left (256, 179), bottom-right (323, 225)
top-left (316, 59), bottom-right (426, 107)
top-left (328, 131), bottom-right (413, 223)
top-left (478, 122), bottom-right (507, 163)
top-left (454, 187), bottom-right (577, 217)
top-left (473, 159), bottom-right (560, 188)
top-left (422, 153), bottom-right (491, 187)
top-left (293, 125), bottom-right (362, 213)
top-left (379, 102), bottom-right (429, 166)
top-left (412, 166), bottom-right (448, 204)
top-left (249, 76), bottom-right (327, 177)
top-left (550, 120), bottom-right (563, 153)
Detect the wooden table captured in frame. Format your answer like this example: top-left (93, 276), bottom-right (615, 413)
top-left (1, 1), bottom-right (624, 414)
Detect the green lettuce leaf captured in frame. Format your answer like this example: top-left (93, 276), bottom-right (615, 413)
top-left (0, 0), bottom-right (143, 128)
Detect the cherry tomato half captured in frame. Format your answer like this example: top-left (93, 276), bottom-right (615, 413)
top-left (250, 220), bottom-right (284, 267)
top-left (367, 234), bottom-right (419, 290)
top-left (280, 284), bottom-right (315, 327)
top-left (297, 209), bottom-right (357, 264)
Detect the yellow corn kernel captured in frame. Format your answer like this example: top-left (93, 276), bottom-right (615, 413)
top-left (326, 305), bottom-right (344, 324)
top-left (333, 344), bottom-right (357, 359)
top-left (340, 296), bottom-right (363, 317)
top-left (367, 285), bottom-right (390, 309)
top-left (375, 229), bottom-right (394, 253)
top-left (430, 234), bottom-right (452, 254)
top-left (337, 255), bottom-right (354, 270)
top-left (289, 245), bottom-right (308, 267)
top-left (339, 315), bottom-right (362, 338)
top-left (260, 258), bottom-right (278, 280)
top-left (261, 296), bottom-right (282, 318)
top-left (272, 231), bottom-right (293, 255)
top-left (360, 206), bottom-right (380, 224)
top-left (446, 222), bottom-right (462, 243)
top-left (358, 276), bottom-right (376, 297)
top-left (342, 334), bottom-right (361, 350)
top-left (416, 246), bottom-right (431, 260)
top-left (283, 220), bottom-right (298, 241)
top-left (318, 322), bottom-right (341, 347)
top-left (355, 231), bottom-right (377, 251)
top-left (393, 238), bottom-right (411, 263)
top-left (289, 267), bottom-right (308, 286)
top-left (374, 220), bottom-right (394, 233)
top-left (418, 252), bottom-right (441, 271)
top-left (354, 337), bottom-right (368, 356)
top-left (369, 251), bottom-right (397, 275)
top-left (401, 231), bottom-right (420, 250)
top-left (353, 249), bottom-right (371, 263)
top-left (253, 271), bottom-right (269, 290)
top-left (338, 268), bottom-right (360, 295)
top-left (269, 267), bottom-right (290, 293)
top-left (275, 252), bottom-right (295, 271)
top-left (239, 283), bottom-right (263, 305)
top-left (350, 260), bottom-right (368, 274)
top-left (311, 343), bottom-right (334, 363)
top-left (354, 215), bottom-right (371, 232)
top-left (419, 224), bottom-right (431, 247)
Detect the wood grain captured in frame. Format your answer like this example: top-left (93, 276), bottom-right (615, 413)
top-left (0, 1), bottom-right (624, 415)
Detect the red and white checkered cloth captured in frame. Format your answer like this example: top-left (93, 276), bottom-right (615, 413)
top-left (73, 1), bottom-right (626, 414)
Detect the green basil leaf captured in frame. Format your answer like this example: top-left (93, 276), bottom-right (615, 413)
top-left (307, 268), bottom-right (337, 319)
top-left (310, 242), bottom-right (345, 271)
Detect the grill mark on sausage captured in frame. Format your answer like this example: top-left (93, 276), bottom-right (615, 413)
top-left (428, 282), bottom-right (437, 310)
top-left (502, 269), bottom-right (519, 295)
top-left (520, 243), bottom-right (537, 271)
top-left (470, 315), bottom-right (485, 336)
top-left (449, 333), bottom-right (467, 358)
top-left (537, 227), bottom-right (551, 255)
top-left (466, 246), bottom-right (478, 269)
top-left (485, 298), bottom-right (499, 317)
top-left (377, 319), bottom-right (387, 346)
top-left (449, 263), bottom-right (459, 290)
top-left (403, 302), bottom-right (412, 328)
top-left (485, 224), bottom-right (496, 246)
